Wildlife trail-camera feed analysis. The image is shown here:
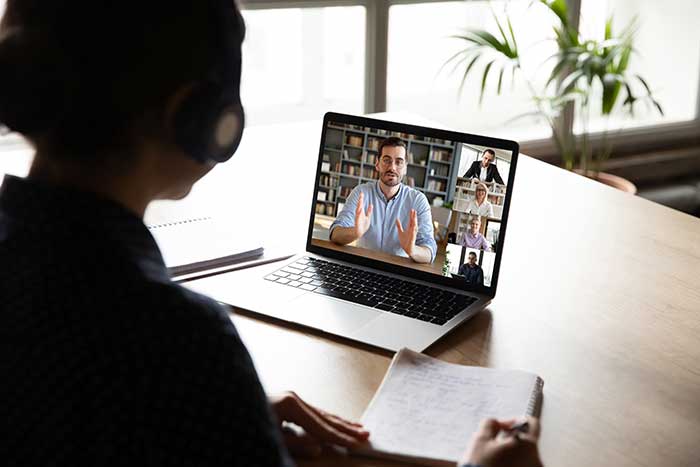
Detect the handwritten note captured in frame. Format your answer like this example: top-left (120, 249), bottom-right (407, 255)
top-left (356, 348), bottom-right (543, 465)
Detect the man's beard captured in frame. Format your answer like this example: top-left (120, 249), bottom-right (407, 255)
top-left (380, 171), bottom-right (400, 187)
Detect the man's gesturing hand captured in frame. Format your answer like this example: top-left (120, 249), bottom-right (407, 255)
top-left (354, 191), bottom-right (373, 239)
top-left (396, 209), bottom-right (418, 257)
top-left (269, 392), bottom-right (370, 458)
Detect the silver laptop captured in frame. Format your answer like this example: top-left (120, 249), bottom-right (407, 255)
top-left (187, 113), bottom-right (519, 352)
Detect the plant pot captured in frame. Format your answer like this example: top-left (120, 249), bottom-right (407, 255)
top-left (575, 170), bottom-right (637, 194)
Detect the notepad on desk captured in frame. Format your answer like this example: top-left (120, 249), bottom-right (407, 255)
top-left (147, 216), bottom-right (264, 277)
top-left (354, 348), bottom-right (544, 467)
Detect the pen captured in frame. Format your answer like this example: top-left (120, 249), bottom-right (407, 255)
top-left (503, 420), bottom-right (529, 437)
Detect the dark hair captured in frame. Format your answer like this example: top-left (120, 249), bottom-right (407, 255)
top-left (468, 251), bottom-right (477, 258)
top-left (0, 0), bottom-right (244, 160)
top-left (483, 149), bottom-right (496, 158)
top-left (378, 136), bottom-right (406, 158)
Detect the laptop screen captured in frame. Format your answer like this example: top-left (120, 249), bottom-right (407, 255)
top-left (307, 113), bottom-right (518, 295)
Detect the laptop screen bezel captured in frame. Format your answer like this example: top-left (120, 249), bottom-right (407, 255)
top-left (305, 112), bottom-right (519, 298)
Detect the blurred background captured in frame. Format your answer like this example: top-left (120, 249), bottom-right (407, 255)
top-left (1, 0), bottom-right (698, 215)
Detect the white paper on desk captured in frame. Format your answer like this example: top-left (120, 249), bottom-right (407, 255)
top-left (355, 348), bottom-right (543, 466)
top-left (147, 217), bottom-right (263, 276)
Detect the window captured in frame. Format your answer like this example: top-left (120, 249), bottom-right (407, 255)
top-left (240, 6), bottom-right (366, 126)
top-left (575, 0), bottom-right (700, 134)
top-left (386, 1), bottom-right (556, 141)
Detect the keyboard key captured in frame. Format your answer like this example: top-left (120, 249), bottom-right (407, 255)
top-left (375, 303), bottom-right (395, 312)
top-left (315, 287), bottom-right (351, 300)
top-left (264, 275), bottom-right (278, 281)
top-left (431, 317), bottom-right (448, 325)
top-left (288, 264), bottom-right (306, 271)
top-left (287, 281), bottom-right (302, 287)
top-left (276, 278), bottom-right (290, 285)
top-left (300, 284), bottom-right (316, 291)
top-left (273, 271), bottom-right (289, 278)
top-left (310, 280), bottom-right (324, 286)
top-left (299, 278), bottom-right (313, 284)
top-left (417, 314), bottom-right (433, 322)
top-left (301, 271), bottom-right (315, 278)
top-left (287, 274), bottom-right (301, 281)
top-left (281, 268), bottom-right (297, 274)
top-left (404, 311), bottom-right (419, 318)
top-left (382, 298), bottom-right (400, 307)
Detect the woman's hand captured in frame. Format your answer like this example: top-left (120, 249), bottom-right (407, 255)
top-left (460, 417), bottom-right (542, 467)
top-left (269, 392), bottom-right (370, 458)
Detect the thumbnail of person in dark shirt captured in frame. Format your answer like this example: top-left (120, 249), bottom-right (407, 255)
top-left (458, 252), bottom-right (485, 287)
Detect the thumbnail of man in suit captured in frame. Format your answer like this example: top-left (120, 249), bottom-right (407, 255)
top-left (329, 137), bottom-right (437, 263)
top-left (458, 252), bottom-right (484, 287)
top-left (463, 149), bottom-right (504, 184)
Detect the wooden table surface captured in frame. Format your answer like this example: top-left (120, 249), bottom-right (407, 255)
top-left (173, 117), bottom-right (700, 467)
top-left (227, 153), bottom-right (700, 467)
top-left (6, 116), bottom-right (698, 467)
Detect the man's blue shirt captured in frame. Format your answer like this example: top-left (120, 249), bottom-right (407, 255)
top-left (330, 181), bottom-right (437, 262)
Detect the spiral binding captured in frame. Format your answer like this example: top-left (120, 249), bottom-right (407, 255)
top-left (146, 216), bottom-right (212, 230)
top-left (526, 376), bottom-right (545, 416)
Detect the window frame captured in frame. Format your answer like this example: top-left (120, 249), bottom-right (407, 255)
top-left (242, 0), bottom-right (700, 182)
top-left (2, 0), bottom-right (697, 182)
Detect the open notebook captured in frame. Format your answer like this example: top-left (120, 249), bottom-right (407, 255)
top-left (354, 348), bottom-right (544, 466)
top-left (147, 217), bottom-right (264, 277)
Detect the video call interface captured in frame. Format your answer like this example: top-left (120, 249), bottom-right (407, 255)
top-left (311, 121), bottom-right (513, 290)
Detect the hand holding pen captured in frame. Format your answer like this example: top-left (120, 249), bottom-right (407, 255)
top-left (459, 416), bottom-right (543, 467)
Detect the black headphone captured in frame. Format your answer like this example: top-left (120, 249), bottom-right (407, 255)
top-left (162, 0), bottom-right (246, 164)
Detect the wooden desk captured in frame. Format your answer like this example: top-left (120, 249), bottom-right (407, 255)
top-left (150, 117), bottom-right (700, 467)
top-left (310, 238), bottom-right (445, 275)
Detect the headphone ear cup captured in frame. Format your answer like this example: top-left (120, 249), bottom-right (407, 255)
top-left (172, 82), bottom-right (244, 163)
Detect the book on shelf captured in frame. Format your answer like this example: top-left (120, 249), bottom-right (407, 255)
top-left (321, 161), bottom-right (331, 173)
top-left (352, 348), bottom-right (543, 467)
top-left (346, 134), bottom-right (363, 146)
top-left (339, 186), bottom-right (354, 198)
top-left (147, 217), bottom-right (264, 277)
top-left (430, 149), bottom-right (452, 162)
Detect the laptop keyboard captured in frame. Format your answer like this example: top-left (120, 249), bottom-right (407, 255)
top-left (264, 257), bottom-right (477, 326)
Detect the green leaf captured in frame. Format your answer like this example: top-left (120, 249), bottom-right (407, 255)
top-left (507, 16), bottom-right (518, 56)
top-left (479, 60), bottom-right (496, 105)
top-left (471, 30), bottom-right (511, 56)
top-left (602, 73), bottom-right (621, 115)
top-left (438, 48), bottom-right (471, 76)
top-left (458, 55), bottom-right (481, 97)
top-left (496, 66), bottom-right (505, 95)
top-left (605, 16), bottom-right (613, 41)
top-left (541, 0), bottom-right (569, 28)
top-left (636, 74), bottom-right (652, 95)
top-left (545, 55), bottom-right (572, 89)
top-left (492, 9), bottom-right (512, 53)
top-left (559, 69), bottom-right (585, 93)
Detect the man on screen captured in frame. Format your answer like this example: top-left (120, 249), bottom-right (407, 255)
top-left (463, 148), bottom-right (505, 184)
top-left (329, 137), bottom-right (437, 263)
top-left (458, 252), bottom-right (484, 287)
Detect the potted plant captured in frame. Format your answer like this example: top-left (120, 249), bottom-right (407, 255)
top-left (443, 0), bottom-right (663, 192)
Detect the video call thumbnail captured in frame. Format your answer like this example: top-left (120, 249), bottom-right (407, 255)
top-left (311, 121), bottom-right (513, 290)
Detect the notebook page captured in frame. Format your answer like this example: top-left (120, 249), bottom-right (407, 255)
top-left (358, 348), bottom-right (542, 464)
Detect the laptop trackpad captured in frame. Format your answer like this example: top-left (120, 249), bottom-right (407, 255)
top-left (288, 293), bottom-right (379, 335)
